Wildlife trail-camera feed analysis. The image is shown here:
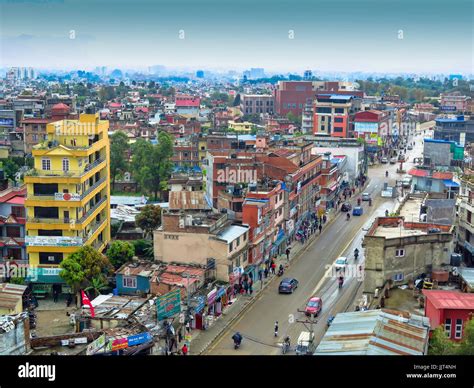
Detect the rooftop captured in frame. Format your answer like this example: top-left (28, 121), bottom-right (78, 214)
top-left (423, 289), bottom-right (474, 310)
top-left (216, 224), bottom-right (248, 243)
top-left (315, 309), bottom-right (429, 355)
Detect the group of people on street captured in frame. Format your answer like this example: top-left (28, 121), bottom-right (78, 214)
top-left (295, 214), bottom-right (326, 245)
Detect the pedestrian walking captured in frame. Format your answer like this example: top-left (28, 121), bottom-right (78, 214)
top-left (318, 224), bottom-right (322, 234)
top-left (264, 267), bottom-right (269, 278)
top-left (181, 344), bottom-right (188, 355)
top-left (186, 321), bottom-right (191, 334)
top-left (271, 261), bottom-right (276, 275)
top-left (274, 321), bottom-right (279, 337)
top-left (248, 278), bottom-right (253, 295)
top-left (53, 289), bottom-right (58, 303)
top-left (66, 293), bottom-right (73, 307)
top-left (323, 214), bottom-right (327, 224)
top-left (286, 247), bottom-right (291, 261)
top-left (258, 270), bottom-right (263, 282)
top-left (338, 275), bottom-right (344, 289)
top-left (178, 329), bottom-right (183, 343)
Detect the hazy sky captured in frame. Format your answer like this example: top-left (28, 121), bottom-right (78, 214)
top-left (1, 0), bottom-right (472, 74)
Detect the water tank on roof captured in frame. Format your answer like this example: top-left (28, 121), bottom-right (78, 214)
top-left (450, 253), bottom-right (462, 267)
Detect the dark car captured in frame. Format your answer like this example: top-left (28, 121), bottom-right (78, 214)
top-left (279, 278), bottom-right (299, 294)
top-left (341, 202), bottom-right (352, 212)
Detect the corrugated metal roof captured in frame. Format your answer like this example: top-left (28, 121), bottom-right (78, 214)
top-left (315, 310), bottom-right (429, 356)
top-left (169, 191), bottom-right (209, 210)
top-left (217, 224), bottom-right (248, 243)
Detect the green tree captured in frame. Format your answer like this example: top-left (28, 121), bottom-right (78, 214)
top-left (131, 132), bottom-right (174, 200)
top-left (428, 326), bottom-right (457, 355)
top-left (133, 239), bottom-right (154, 259)
top-left (457, 318), bottom-right (474, 355)
top-left (232, 93), bottom-right (241, 107)
top-left (135, 204), bottom-right (162, 238)
top-left (59, 246), bottom-right (112, 306)
top-left (84, 276), bottom-right (109, 299)
top-left (287, 112), bottom-right (302, 126)
top-left (1, 159), bottom-right (20, 182)
top-left (110, 131), bottom-right (130, 188)
top-left (106, 240), bottom-right (135, 269)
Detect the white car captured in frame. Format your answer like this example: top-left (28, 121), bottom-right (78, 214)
top-left (334, 257), bottom-right (348, 271)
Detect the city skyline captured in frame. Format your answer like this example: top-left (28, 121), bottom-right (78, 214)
top-left (1, 0), bottom-right (472, 74)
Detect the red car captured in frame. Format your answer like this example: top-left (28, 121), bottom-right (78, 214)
top-left (305, 297), bottom-right (322, 316)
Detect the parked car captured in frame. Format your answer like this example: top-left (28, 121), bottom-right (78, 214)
top-left (279, 278), bottom-right (299, 294)
top-left (305, 297), bottom-right (322, 317)
top-left (341, 202), bottom-right (352, 212)
top-left (381, 157), bottom-right (388, 164)
top-left (334, 257), bottom-right (348, 271)
top-left (390, 157), bottom-right (397, 164)
top-left (407, 144), bottom-right (413, 150)
top-left (352, 206), bottom-right (363, 216)
top-left (362, 192), bottom-right (371, 201)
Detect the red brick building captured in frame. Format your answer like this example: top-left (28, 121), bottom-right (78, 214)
top-left (274, 81), bottom-right (314, 116)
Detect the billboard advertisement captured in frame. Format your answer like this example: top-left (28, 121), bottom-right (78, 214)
top-left (156, 288), bottom-right (181, 321)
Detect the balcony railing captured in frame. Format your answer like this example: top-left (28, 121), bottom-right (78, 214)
top-left (79, 196), bottom-right (108, 223)
top-left (24, 158), bottom-right (105, 178)
top-left (29, 177), bottom-right (106, 201)
top-left (27, 196), bottom-right (107, 225)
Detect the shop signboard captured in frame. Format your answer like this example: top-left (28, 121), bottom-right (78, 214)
top-left (111, 338), bottom-right (128, 351)
top-left (194, 296), bottom-right (206, 313)
top-left (86, 334), bottom-right (106, 355)
top-left (25, 236), bottom-right (83, 247)
top-left (156, 288), bottom-right (181, 321)
top-left (207, 287), bottom-right (217, 305)
top-left (216, 287), bottom-right (226, 299)
top-left (54, 192), bottom-right (81, 201)
top-left (127, 332), bottom-right (152, 347)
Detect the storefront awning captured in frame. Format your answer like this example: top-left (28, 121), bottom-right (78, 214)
top-left (26, 267), bottom-right (64, 284)
top-left (443, 179), bottom-right (460, 188)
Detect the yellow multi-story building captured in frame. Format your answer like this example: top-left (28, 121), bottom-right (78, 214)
top-left (24, 112), bottom-right (111, 285)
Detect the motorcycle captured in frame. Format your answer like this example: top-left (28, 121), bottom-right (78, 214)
top-left (354, 249), bottom-right (359, 261)
top-left (327, 316), bottom-right (335, 327)
top-left (277, 266), bottom-right (284, 277)
top-left (232, 333), bottom-right (242, 350)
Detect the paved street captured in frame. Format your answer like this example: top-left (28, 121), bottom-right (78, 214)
top-left (204, 128), bottom-right (426, 355)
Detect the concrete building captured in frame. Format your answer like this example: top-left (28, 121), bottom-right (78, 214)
top-left (274, 81), bottom-right (314, 116)
top-left (423, 139), bottom-right (464, 169)
top-left (362, 216), bottom-right (454, 298)
top-left (434, 116), bottom-right (474, 145)
top-left (440, 94), bottom-right (471, 113)
top-left (310, 139), bottom-right (366, 182)
top-left (0, 185), bottom-right (27, 262)
top-left (456, 172), bottom-right (474, 264)
top-left (240, 94), bottom-right (274, 115)
top-left (154, 211), bottom-right (249, 283)
top-left (408, 168), bottom-right (459, 198)
top-left (24, 112), bottom-right (111, 288)
top-left (312, 94), bottom-right (357, 138)
top-left (301, 99), bottom-right (314, 134)
top-left (0, 312), bottom-right (30, 355)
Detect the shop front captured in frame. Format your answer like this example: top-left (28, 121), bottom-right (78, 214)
top-left (26, 267), bottom-right (70, 300)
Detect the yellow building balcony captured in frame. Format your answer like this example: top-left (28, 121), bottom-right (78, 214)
top-left (25, 177), bottom-right (107, 207)
top-left (26, 218), bottom-right (108, 252)
top-left (24, 158), bottom-right (106, 184)
top-left (26, 196), bottom-right (108, 230)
